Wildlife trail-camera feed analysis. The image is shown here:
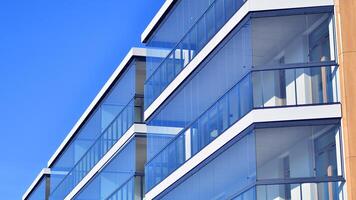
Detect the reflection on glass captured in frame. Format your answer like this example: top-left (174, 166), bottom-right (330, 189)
top-left (145, 65), bottom-right (340, 192)
top-left (160, 133), bottom-right (256, 200)
top-left (252, 13), bottom-right (334, 66)
top-left (51, 98), bottom-right (143, 200)
top-left (256, 182), bottom-right (344, 200)
top-left (74, 138), bottom-right (145, 200)
top-left (252, 66), bottom-right (338, 108)
top-left (145, 0), bottom-right (246, 108)
top-left (255, 124), bottom-right (341, 180)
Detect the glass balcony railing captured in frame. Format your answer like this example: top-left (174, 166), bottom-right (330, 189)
top-left (145, 64), bottom-right (339, 192)
top-left (105, 175), bottom-right (144, 200)
top-left (50, 96), bottom-right (144, 200)
top-left (254, 180), bottom-right (344, 200)
top-left (144, 0), bottom-right (247, 109)
top-left (229, 180), bottom-right (344, 200)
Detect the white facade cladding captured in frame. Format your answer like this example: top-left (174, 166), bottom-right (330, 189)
top-left (23, 0), bottom-right (348, 200)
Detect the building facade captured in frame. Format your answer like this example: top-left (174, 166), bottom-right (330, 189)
top-left (23, 0), bottom-right (356, 199)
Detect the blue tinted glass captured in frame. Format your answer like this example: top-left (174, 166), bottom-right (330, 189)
top-left (252, 13), bottom-right (335, 66)
top-left (146, 20), bottom-right (252, 162)
top-left (74, 139), bottom-right (142, 200)
top-left (256, 182), bottom-right (344, 200)
top-left (27, 176), bottom-right (48, 200)
top-left (145, 0), bottom-right (246, 109)
top-left (252, 66), bottom-right (338, 108)
top-left (160, 132), bottom-right (256, 200)
top-left (255, 124), bottom-right (341, 180)
top-left (50, 59), bottom-right (144, 199)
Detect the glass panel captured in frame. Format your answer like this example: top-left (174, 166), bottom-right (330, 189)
top-left (74, 139), bottom-right (143, 200)
top-left (146, 20), bottom-right (252, 163)
top-left (257, 184), bottom-right (301, 200)
top-left (145, 134), bottom-right (186, 192)
top-left (145, 0), bottom-right (246, 109)
top-left (49, 60), bottom-right (141, 199)
top-left (256, 124), bottom-right (341, 180)
top-left (301, 182), bottom-right (344, 200)
top-left (252, 13), bottom-right (334, 66)
top-left (228, 85), bottom-right (240, 124)
top-left (256, 182), bottom-right (344, 200)
top-left (26, 176), bottom-right (48, 200)
top-left (160, 132), bottom-right (256, 200)
top-left (252, 66), bottom-right (337, 108)
top-left (50, 97), bottom-right (141, 199)
top-left (218, 95), bottom-right (229, 132)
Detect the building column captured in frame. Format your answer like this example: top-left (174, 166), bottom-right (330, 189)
top-left (334, 0), bottom-right (356, 199)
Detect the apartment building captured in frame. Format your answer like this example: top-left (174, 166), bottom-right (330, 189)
top-left (23, 0), bottom-right (356, 199)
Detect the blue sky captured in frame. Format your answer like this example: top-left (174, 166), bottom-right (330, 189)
top-left (0, 0), bottom-right (164, 198)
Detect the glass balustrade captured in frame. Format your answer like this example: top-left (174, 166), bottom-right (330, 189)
top-left (230, 181), bottom-right (345, 200)
top-left (50, 97), bottom-right (143, 200)
top-left (145, 65), bottom-right (339, 192)
top-left (144, 0), bottom-right (247, 109)
top-left (105, 175), bottom-right (144, 200)
top-left (255, 181), bottom-right (344, 200)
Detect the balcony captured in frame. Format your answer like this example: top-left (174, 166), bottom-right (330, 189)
top-left (50, 96), bottom-right (143, 200)
top-left (73, 136), bottom-right (146, 200)
top-left (155, 121), bottom-right (344, 199)
top-left (144, 0), bottom-right (247, 109)
top-left (230, 180), bottom-right (345, 200)
top-left (105, 175), bottom-right (144, 200)
top-left (145, 64), bottom-right (339, 192)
